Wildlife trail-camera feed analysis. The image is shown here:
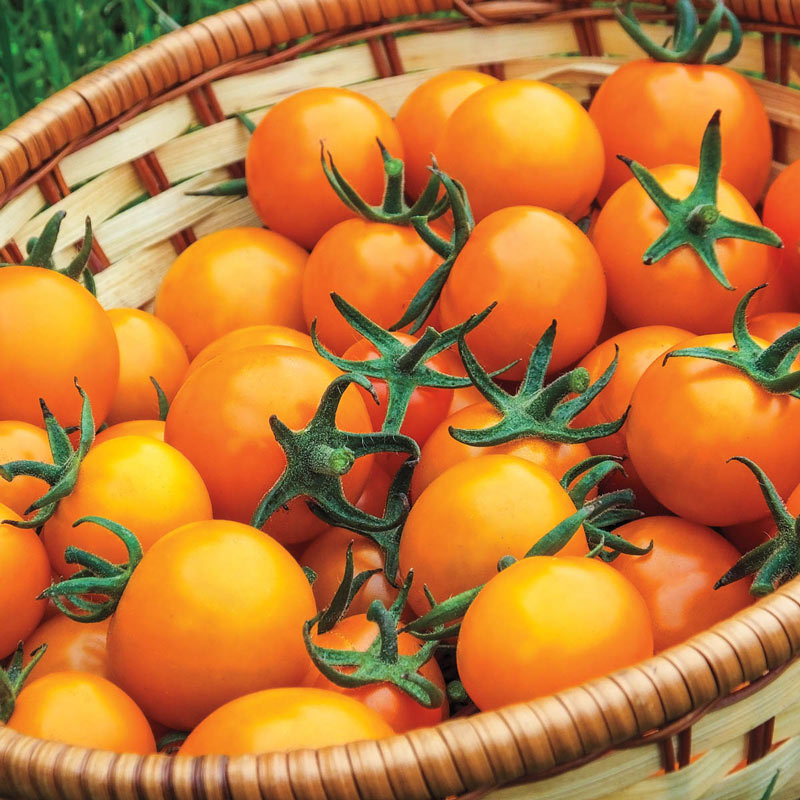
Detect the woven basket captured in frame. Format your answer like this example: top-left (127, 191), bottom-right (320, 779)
top-left (3, 1), bottom-right (800, 798)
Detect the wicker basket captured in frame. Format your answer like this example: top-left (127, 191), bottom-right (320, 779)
top-left (3, 1), bottom-right (800, 797)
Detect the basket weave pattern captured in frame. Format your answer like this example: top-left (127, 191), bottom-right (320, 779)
top-left (3, 1), bottom-right (800, 798)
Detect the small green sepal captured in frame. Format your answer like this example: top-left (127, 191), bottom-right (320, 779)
top-left (0, 642), bottom-right (47, 723)
top-left (250, 374), bottom-right (419, 533)
top-left (150, 377), bottom-right (170, 421)
top-left (666, 284), bottom-right (800, 395)
top-left (449, 322), bottom-right (626, 446)
top-left (619, 111), bottom-right (782, 290)
top-left (615, 0), bottom-right (742, 65)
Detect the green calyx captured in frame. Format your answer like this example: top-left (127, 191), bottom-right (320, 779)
top-left (666, 284), bottom-right (800, 395)
top-left (620, 110), bottom-right (782, 290)
top-left (40, 517), bottom-right (142, 621)
top-left (0, 380), bottom-right (95, 530)
top-left (392, 169), bottom-right (474, 333)
top-left (313, 295), bottom-right (509, 435)
top-left (0, 642), bottom-right (47, 723)
top-left (322, 140), bottom-right (448, 225)
top-left (150, 377), bottom-right (170, 421)
top-left (250, 373), bottom-right (419, 533)
top-left (304, 569), bottom-right (444, 709)
top-left (449, 321), bottom-right (626, 446)
top-left (716, 458), bottom-right (800, 597)
top-left (615, 0), bottom-right (742, 65)
top-left (1, 212), bottom-right (97, 295)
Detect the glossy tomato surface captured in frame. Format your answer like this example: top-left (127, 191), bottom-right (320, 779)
top-left (763, 160), bottom-right (800, 305)
top-left (0, 421), bottom-right (52, 517)
top-left (23, 615), bottom-right (110, 681)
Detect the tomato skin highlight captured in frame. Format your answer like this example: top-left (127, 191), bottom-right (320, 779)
top-left (612, 516), bottom-right (752, 652)
top-left (246, 88), bottom-right (403, 250)
top-left (399, 455), bottom-right (586, 616)
top-left (440, 206), bottom-right (607, 379)
top-left (593, 166), bottom-right (774, 334)
top-left (23, 616), bottom-right (110, 681)
top-left (8, 671), bottom-right (156, 754)
top-left (0, 503), bottom-right (51, 659)
top-left (179, 687), bottom-right (393, 756)
top-left (589, 60), bottom-right (772, 206)
top-left (626, 335), bottom-right (800, 526)
top-left (437, 80), bottom-right (604, 222)
top-left (0, 267), bottom-right (119, 428)
top-left (154, 228), bottom-right (307, 359)
top-left (0, 421), bottom-right (52, 517)
top-left (458, 556), bottom-right (653, 710)
top-left (106, 308), bottom-right (189, 424)
top-left (165, 345), bottom-right (373, 545)
top-left (107, 520), bottom-right (317, 731)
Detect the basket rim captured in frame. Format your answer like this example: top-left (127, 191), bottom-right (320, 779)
top-left (2, 1), bottom-right (800, 797)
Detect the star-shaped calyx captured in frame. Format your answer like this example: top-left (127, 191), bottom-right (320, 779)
top-left (1, 642), bottom-right (48, 723)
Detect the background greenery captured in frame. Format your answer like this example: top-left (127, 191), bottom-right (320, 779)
top-left (0, 0), bottom-right (237, 128)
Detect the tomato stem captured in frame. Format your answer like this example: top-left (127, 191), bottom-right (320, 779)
top-left (620, 111), bottom-right (781, 290)
top-left (0, 642), bottom-right (47, 723)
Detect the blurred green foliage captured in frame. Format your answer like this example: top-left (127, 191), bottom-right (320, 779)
top-left (0, 0), bottom-right (237, 128)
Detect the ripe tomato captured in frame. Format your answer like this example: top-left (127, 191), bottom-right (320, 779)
top-left (23, 615), bottom-right (109, 681)
top-left (105, 308), bottom-right (188, 424)
top-left (395, 70), bottom-right (498, 200)
top-left (354, 464), bottom-right (393, 517)
top-left (593, 166), bottom-right (774, 333)
top-left (180, 687), bottom-right (392, 755)
top-left (246, 88), bottom-right (403, 250)
top-left (574, 325), bottom-right (693, 513)
top-left (0, 421), bottom-right (51, 517)
top-left (305, 614), bottom-right (447, 732)
top-left (301, 527), bottom-right (399, 619)
top-left (440, 206), bottom-right (606, 379)
top-left (107, 520), bottom-right (316, 730)
top-left (93, 419), bottom-right (165, 445)
top-left (7, 671), bottom-right (155, 753)
top-left (411, 401), bottom-right (591, 500)
top-left (457, 556), bottom-right (653, 710)
top-left (763, 160), bottom-right (800, 305)
top-left (165, 346), bottom-right (373, 544)
top-left (0, 503), bottom-right (51, 658)
top-left (627, 335), bottom-right (800, 526)
top-left (612, 516), bottom-right (752, 651)
top-left (154, 228), bottom-right (307, 359)
top-left (436, 80), bottom-right (604, 222)
top-left (589, 61), bottom-right (771, 206)
top-left (0, 267), bottom-right (119, 428)
top-left (399, 455), bottom-right (586, 616)
top-left (749, 312), bottom-right (800, 369)
top-left (186, 324), bottom-right (314, 378)
top-left (303, 222), bottom-right (440, 354)
top-left (41, 435), bottom-right (212, 577)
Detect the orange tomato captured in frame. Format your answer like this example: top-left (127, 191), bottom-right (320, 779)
top-left (303, 222), bottom-right (440, 354)
top-left (154, 228), bottom-right (307, 359)
top-left (589, 61), bottom-right (771, 206)
top-left (7, 671), bottom-right (155, 753)
top-left (399, 455), bottom-right (586, 616)
top-left (105, 308), bottom-right (188, 424)
top-left (41, 435), bottom-right (212, 577)
top-left (395, 70), bottom-right (499, 200)
top-left (0, 267), bottom-right (119, 428)
top-left (436, 80), bottom-right (604, 222)
top-left (763, 160), bottom-right (800, 305)
top-left (165, 346), bottom-right (373, 545)
top-left (440, 206), bottom-right (606, 379)
top-left (180, 687), bottom-right (392, 755)
top-left (411, 401), bottom-right (591, 500)
top-left (0, 503), bottom-right (51, 659)
top-left (0, 421), bottom-right (52, 517)
top-left (457, 556), bottom-right (653, 710)
top-left (305, 614), bottom-right (447, 732)
top-left (186, 324), bottom-right (315, 378)
top-left (93, 419), bottom-right (165, 445)
top-left (593, 166), bottom-right (775, 333)
top-left (627, 335), bottom-right (800, 526)
top-left (612, 516), bottom-right (752, 651)
top-left (107, 520), bottom-right (316, 730)
top-left (23, 615), bottom-right (109, 681)
top-left (246, 88), bottom-right (403, 250)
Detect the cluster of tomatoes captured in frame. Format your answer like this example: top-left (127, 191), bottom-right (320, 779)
top-left (3, 0), bottom-right (800, 762)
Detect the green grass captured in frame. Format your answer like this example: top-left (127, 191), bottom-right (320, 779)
top-left (0, 0), bottom-right (238, 128)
